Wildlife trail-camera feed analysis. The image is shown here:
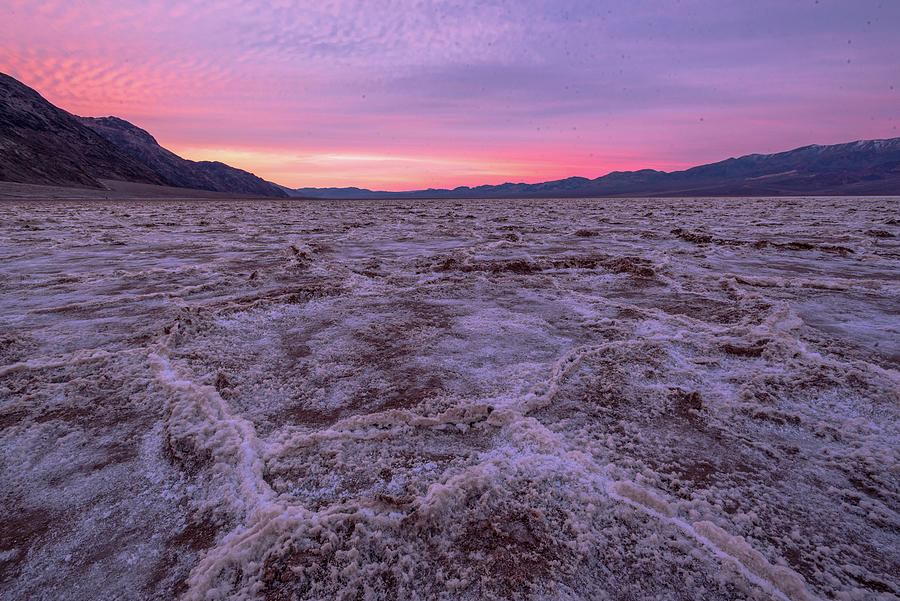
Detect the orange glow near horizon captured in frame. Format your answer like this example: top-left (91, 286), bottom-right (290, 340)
top-left (3, 56), bottom-right (681, 191)
top-left (170, 145), bottom-right (682, 191)
top-left (2, 0), bottom-right (897, 190)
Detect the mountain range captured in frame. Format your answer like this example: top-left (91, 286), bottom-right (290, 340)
top-left (292, 139), bottom-right (900, 198)
top-left (1, 72), bottom-right (898, 198)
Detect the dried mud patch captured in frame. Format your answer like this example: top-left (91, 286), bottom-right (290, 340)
top-left (0, 505), bottom-right (69, 585)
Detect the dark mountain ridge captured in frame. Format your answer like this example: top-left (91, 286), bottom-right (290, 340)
top-left (0, 73), bottom-right (286, 196)
top-left (77, 116), bottom-right (286, 197)
top-left (0, 73), bottom-right (167, 188)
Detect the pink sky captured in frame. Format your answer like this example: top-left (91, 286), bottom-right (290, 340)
top-left (1, 0), bottom-right (897, 190)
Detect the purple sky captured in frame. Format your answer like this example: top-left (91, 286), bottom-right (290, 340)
top-left (2, 0), bottom-right (898, 189)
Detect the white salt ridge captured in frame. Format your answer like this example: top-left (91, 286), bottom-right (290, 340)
top-left (608, 481), bottom-right (818, 601)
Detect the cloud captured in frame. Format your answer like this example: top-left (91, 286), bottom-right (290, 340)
top-left (1, 0), bottom-right (897, 188)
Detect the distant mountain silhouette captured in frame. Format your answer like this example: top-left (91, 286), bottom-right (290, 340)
top-left (0, 72), bottom-right (286, 197)
top-left (292, 139), bottom-right (900, 198)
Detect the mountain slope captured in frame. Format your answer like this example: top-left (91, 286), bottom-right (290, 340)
top-left (78, 116), bottom-right (287, 197)
top-left (0, 73), bottom-right (286, 196)
top-left (0, 73), bottom-right (168, 188)
top-left (293, 138), bottom-right (900, 199)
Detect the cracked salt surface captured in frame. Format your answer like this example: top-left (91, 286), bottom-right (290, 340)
top-left (1, 196), bottom-right (898, 600)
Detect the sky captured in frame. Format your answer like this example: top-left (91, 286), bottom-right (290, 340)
top-left (1, 1), bottom-right (898, 190)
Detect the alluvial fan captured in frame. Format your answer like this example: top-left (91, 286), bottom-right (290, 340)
top-left (0, 196), bottom-right (898, 601)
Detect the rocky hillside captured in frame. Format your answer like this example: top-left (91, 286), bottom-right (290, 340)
top-left (78, 116), bottom-right (286, 197)
top-left (0, 73), bottom-right (167, 188)
top-left (0, 73), bottom-right (286, 196)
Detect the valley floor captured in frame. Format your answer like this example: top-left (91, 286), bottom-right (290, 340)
top-left (0, 196), bottom-right (897, 600)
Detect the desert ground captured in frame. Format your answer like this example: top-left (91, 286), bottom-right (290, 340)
top-left (1, 193), bottom-right (897, 600)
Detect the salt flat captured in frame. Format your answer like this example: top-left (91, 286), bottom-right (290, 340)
top-left (0, 196), bottom-right (897, 600)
